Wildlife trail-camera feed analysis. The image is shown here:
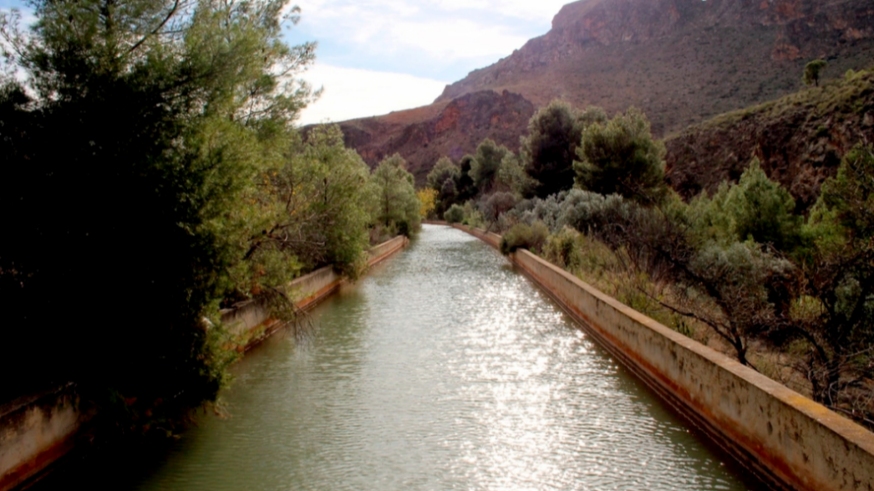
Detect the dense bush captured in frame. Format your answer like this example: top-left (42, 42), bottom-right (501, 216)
top-left (500, 222), bottom-right (549, 255)
top-left (444, 204), bottom-right (465, 224)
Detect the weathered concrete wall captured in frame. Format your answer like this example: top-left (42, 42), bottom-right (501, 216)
top-left (220, 235), bottom-right (409, 348)
top-left (0, 388), bottom-right (81, 491)
top-left (454, 224), bottom-right (874, 491)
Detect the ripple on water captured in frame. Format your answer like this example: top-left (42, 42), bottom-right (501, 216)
top-left (80, 225), bottom-right (752, 491)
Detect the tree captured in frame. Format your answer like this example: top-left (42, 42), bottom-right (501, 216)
top-left (0, 0), bottom-right (316, 429)
top-left (426, 156), bottom-right (460, 214)
top-left (370, 154), bottom-right (421, 237)
top-left (521, 101), bottom-right (606, 199)
top-left (480, 191), bottom-right (517, 226)
top-left (788, 145), bottom-right (874, 410)
top-left (574, 107), bottom-right (667, 205)
top-left (470, 138), bottom-right (509, 194)
top-left (496, 152), bottom-right (537, 198)
top-left (689, 159), bottom-right (802, 253)
top-left (444, 204), bottom-right (465, 224)
top-left (240, 125), bottom-right (372, 285)
top-left (455, 154), bottom-right (478, 203)
top-left (417, 188), bottom-right (438, 219)
top-left (427, 156), bottom-right (460, 191)
top-left (803, 59), bottom-right (828, 87)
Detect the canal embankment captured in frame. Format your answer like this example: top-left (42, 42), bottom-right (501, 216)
top-left (452, 224), bottom-right (874, 491)
top-left (0, 236), bottom-right (408, 491)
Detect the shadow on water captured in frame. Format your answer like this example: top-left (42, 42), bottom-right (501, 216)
top-left (34, 225), bottom-right (767, 490)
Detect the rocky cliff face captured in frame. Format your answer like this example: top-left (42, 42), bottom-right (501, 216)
top-left (437, 0), bottom-right (874, 136)
top-left (336, 90), bottom-right (535, 185)
top-left (334, 0), bottom-right (874, 185)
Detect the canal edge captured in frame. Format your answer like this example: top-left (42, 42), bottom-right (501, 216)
top-left (450, 223), bottom-right (874, 491)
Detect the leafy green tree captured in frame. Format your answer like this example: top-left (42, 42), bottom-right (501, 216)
top-left (803, 59), bottom-right (828, 87)
top-left (427, 156), bottom-right (460, 191)
top-left (238, 125), bottom-right (372, 286)
top-left (574, 107), bottom-right (667, 205)
top-left (789, 145), bottom-right (874, 409)
top-left (689, 159), bottom-right (803, 253)
top-left (0, 0), bottom-right (315, 427)
top-left (496, 152), bottom-right (537, 198)
top-left (370, 154), bottom-right (421, 237)
top-left (470, 138), bottom-right (509, 194)
top-left (521, 101), bottom-right (606, 199)
top-left (426, 156), bottom-right (460, 214)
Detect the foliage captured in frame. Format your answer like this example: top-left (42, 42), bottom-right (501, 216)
top-left (244, 125), bottom-right (372, 283)
top-left (370, 154), bottom-right (421, 237)
top-left (417, 188), bottom-right (438, 219)
top-left (521, 101), bottom-right (606, 199)
top-left (470, 139), bottom-right (510, 194)
top-left (500, 222), bottom-right (549, 255)
top-left (443, 204), bottom-right (465, 224)
top-left (787, 145), bottom-right (874, 410)
top-left (427, 156), bottom-right (460, 191)
top-left (479, 192), bottom-right (517, 226)
top-left (496, 152), bottom-right (537, 198)
top-left (461, 200), bottom-right (486, 229)
top-left (574, 107), bottom-right (667, 205)
top-left (688, 159), bottom-right (803, 253)
top-left (803, 59), bottom-right (828, 87)
top-left (0, 0), bottom-right (316, 428)
top-left (455, 155), bottom-right (478, 203)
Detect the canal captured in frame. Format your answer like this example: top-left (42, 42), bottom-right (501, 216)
top-left (41, 224), bottom-right (760, 490)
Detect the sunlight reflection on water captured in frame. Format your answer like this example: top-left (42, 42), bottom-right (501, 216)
top-left (116, 224), bottom-right (752, 491)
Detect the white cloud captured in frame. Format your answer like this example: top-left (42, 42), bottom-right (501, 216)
top-left (296, 64), bottom-right (448, 125)
top-left (293, 0), bottom-right (572, 67)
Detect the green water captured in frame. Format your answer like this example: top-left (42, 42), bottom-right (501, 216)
top-left (44, 224), bottom-right (761, 490)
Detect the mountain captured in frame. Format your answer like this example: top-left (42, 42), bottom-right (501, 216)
top-left (337, 90), bottom-right (535, 185)
top-left (665, 68), bottom-right (874, 212)
top-left (336, 0), bottom-right (874, 184)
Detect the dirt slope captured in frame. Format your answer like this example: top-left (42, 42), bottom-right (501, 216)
top-left (665, 68), bottom-right (874, 211)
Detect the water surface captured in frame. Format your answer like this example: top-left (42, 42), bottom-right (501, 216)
top-left (45, 225), bottom-right (758, 490)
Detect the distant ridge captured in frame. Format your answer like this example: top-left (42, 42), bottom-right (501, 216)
top-left (335, 0), bottom-right (874, 184)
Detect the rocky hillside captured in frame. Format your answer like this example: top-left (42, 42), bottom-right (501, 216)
top-left (337, 90), bottom-right (535, 185)
top-left (438, 0), bottom-right (874, 136)
top-left (336, 0), bottom-right (874, 184)
top-left (665, 68), bottom-right (874, 211)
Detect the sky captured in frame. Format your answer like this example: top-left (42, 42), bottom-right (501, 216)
top-left (0, 0), bottom-right (573, 124)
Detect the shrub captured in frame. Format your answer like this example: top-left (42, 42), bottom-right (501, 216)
top-left (500, 221), bottom-right (549, 255)
top-left (444, 204), bottom-right (465, 223)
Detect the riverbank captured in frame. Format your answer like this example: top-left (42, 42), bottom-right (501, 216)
top-left (0, 236), bottom-right (409, 491)
top-left (452, 223), bottom-right (874, 491)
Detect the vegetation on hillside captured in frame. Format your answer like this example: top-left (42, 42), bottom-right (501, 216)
top-left (666, 67), bottom-right (874, 210)
top-left (0, 0), bottom-right (420, 436)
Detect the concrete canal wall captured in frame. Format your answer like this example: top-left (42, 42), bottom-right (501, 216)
top-left (453, 224), bottom-right (874, 491)
top-left (220, 235), bottom-right (409, 348)
top-left (0, 387), bottom-right (83, 491)
top-left (0, 236), bottom-right (409, 491)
